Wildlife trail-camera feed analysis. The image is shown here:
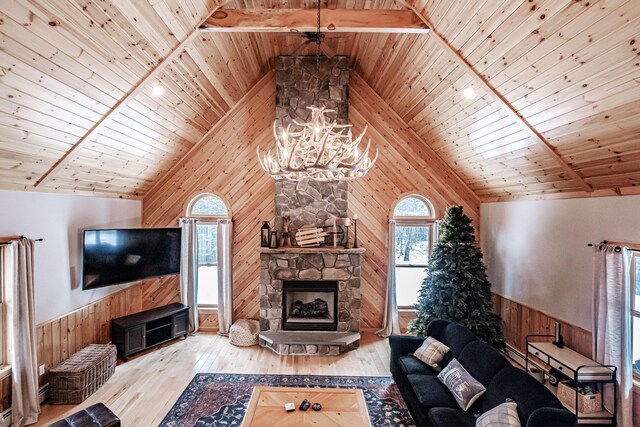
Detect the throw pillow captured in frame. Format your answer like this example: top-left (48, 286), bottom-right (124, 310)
top-left (437, 358), bottom-right (486, 410)
top-left (476, 401), bottom-right (521, 427)
top-left (414, 336), bottom-right (449, 369)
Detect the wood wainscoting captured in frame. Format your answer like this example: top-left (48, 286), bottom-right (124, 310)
top-left (491, 294), bottom-right (592, 358)
top-left (35, 276), bottom-right (178, 387)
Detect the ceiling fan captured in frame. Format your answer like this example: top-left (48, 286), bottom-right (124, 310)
top-left (279, 31), bottom-right (347, 58)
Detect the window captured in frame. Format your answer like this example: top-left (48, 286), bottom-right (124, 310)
top-left (186, 194), bottom-right (231, 307)
top-left (391, 195), bottom-right (437, 308)
top-left (631, 251), bottom-right (640, 373)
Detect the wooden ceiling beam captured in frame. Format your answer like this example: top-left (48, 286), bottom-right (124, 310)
top-left (200, 9), bottom-right (430, 33)
top-left (34, 2), bottom-right (228, 188)
top-left (398, 2), bottom-right (593, 193)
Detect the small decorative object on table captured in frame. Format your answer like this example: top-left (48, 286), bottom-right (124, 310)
top-left (553, 321), bottom-right (564, 348)
top-left (342, 218), bottom-right (351, 249)
top-left (260, 221), bottom-right (271, 248)
top-left (269, 231), bottom-right (278, 248)
top-left (296, 227), bottom-right (327, 247)
top-left (284, 402), bottom-right (295, 412)
top-left (353, 214), bottom-right (359, 248)
top-left (279, 216), bottom-right (292, 247)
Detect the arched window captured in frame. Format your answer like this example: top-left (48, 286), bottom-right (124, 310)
top-left (391, 195), bottom-right (437, 308)
top-left (187, 193), bottom-right (230, 218)
top-left (186, 193), bottom-right (231, 307)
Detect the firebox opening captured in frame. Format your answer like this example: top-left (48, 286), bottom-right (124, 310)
top-left (282, 280), bottom-right (339, 331)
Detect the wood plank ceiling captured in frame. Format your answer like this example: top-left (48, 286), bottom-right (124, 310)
top-left (0, 0), bottom-right (638, 200)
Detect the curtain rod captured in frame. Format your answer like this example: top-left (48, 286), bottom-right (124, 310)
top-left (177, 217), bottom-right (234, 222)
top-left (0, 236), bottom-right (44, 246)
top-left (587, 240), bottom-right (640, 251)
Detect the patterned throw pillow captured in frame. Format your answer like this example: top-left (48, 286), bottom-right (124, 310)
top-left (476, 401), bottom-right (521, 427)
top-left (413, 336), bottom-right (450, 369)
top-left (437, 358), bottom-right (486, 410)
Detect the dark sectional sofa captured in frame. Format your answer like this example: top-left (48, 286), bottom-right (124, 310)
top-left (390, 320), bottom-right (575, 427)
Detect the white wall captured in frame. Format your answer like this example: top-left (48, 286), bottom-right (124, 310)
top-left (0, 190), bottom-right (142, 324)
top-left (481, 195), bottom-right (640, 331)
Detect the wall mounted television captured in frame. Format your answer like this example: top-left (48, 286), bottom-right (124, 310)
top-left (82, 227), bottom-right (181, 290)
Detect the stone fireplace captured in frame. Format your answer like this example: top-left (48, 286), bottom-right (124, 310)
top-left (257, 55), bottom-right (362, 356)
top-left (258, 248), bottom-right (363, 355)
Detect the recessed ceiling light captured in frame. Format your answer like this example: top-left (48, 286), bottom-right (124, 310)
top-left (463, 87), bottom-right (477, 100)
top-left (151, 85), bottom-right (164, 97)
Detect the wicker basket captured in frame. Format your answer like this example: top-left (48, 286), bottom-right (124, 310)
top-left (49, 344), bottom-right (117, 404)
top-left (557, 381), bottom-right (602, 414)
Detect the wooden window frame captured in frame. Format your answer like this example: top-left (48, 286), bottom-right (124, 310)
top-left (391, 195), bottom-right (438, 310)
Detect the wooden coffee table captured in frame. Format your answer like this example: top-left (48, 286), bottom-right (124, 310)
top-left (241, 386), bottom-right (372, 426)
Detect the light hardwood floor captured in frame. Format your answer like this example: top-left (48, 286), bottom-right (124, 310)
top-left (35, 332), bottom-right (391, 426)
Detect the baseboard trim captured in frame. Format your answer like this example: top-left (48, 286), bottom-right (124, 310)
top-left (0, 384), bottom-right (47, 426)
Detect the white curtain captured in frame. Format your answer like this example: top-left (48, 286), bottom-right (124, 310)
top-left (180, 218), bottom-right (199, 334)
top-left (592, 244), bottom-right (632, 427)
top-left (217, 219), bottom-right (233, 336)
top-left (3, 239), bottom-right (40, 426)
top-left (377, 220), bottom-right (400, 337)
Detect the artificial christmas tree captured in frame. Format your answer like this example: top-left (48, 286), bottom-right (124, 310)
top-left (407, 205), bottom-right (504, 347)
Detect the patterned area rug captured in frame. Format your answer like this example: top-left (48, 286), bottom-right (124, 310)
top-left (159, 373), bottom-right (415, 427)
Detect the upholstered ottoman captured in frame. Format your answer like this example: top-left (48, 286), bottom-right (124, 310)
top-left (229, 319), bottom-right (260, 346)
top-left (49, 344), bottom-right (117, 405)
top-left (48, 402), bottom-right (120, 427)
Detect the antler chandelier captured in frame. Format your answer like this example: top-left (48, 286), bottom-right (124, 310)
top-left (257, 1), bottom-right (377, 182)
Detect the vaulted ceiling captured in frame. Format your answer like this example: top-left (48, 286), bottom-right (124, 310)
top-left (1, 0), bottom-right (639, 200)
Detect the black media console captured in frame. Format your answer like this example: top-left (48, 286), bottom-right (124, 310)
top-left (111, 303), bottom-right (189, 360)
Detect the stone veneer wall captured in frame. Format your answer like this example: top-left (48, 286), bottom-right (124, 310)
top-left (274, 55), bottom-right (350, 232)
top-left (275, 55), bottom-right (349, 127)
top-left (259, 251), bottom-right (361, 333)
top-left (275, 180), bottom-right (347, 231)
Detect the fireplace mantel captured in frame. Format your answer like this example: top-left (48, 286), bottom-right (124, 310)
top-left (259, 247), bottom-right (365, 255)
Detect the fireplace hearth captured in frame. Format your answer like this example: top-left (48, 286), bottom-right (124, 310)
top-left (283, 280), bottom-right (338, 331)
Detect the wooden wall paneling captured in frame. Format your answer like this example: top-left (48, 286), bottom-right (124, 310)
top-left (31, 280), bottom-right (157, 389)
top-left (142, 72), bottom-right (277, 325)
top-left (492, 294), bottom-right (592, 359)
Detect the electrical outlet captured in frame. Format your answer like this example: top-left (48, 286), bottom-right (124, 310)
top-left (38, 364), bottom-right (45, 376)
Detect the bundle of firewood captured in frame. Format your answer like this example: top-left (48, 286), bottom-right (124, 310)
top-left (295, 227), bottom-right (327, 247)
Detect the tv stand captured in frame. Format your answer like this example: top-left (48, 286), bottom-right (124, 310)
top-left (111, 303), bottom-right (189, 360)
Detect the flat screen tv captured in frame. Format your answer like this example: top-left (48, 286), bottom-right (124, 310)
top-left (82, 227), bottom-right (181, 290)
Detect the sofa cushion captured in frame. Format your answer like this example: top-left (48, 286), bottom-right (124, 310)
top-left (476, 401), bottom-right (520, 427)
top-left (407, 374), bottom-right (458, 408)
top-left (484, 367), bottom-right (564, 422)
top-left (414, 336), bottom-right (449, 369)
top-left (439, 322), bottom-right (479, 365)
top-left (437, 358), bottom-right (486, 410)
top-left (427, 407), bottom-right (476, 427)
top-left (458, 340), bottom-right (511, 387)
top-left (397, 355), bottom-right (439, 376)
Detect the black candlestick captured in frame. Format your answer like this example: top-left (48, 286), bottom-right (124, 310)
top-left (353, 218), bottom-right (359, 248)
top-left (343, 225), bottom-right (350, 249)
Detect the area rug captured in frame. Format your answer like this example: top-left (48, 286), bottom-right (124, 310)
top-left (159, 373), bottom-right (415, 426)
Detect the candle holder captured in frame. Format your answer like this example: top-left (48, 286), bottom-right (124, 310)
top-left (552, 321), bottom-right (564, 348)
top-left (353, 217), bottom-right (359, 249)
top-left (342, 218), bottom-right (351, 249)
